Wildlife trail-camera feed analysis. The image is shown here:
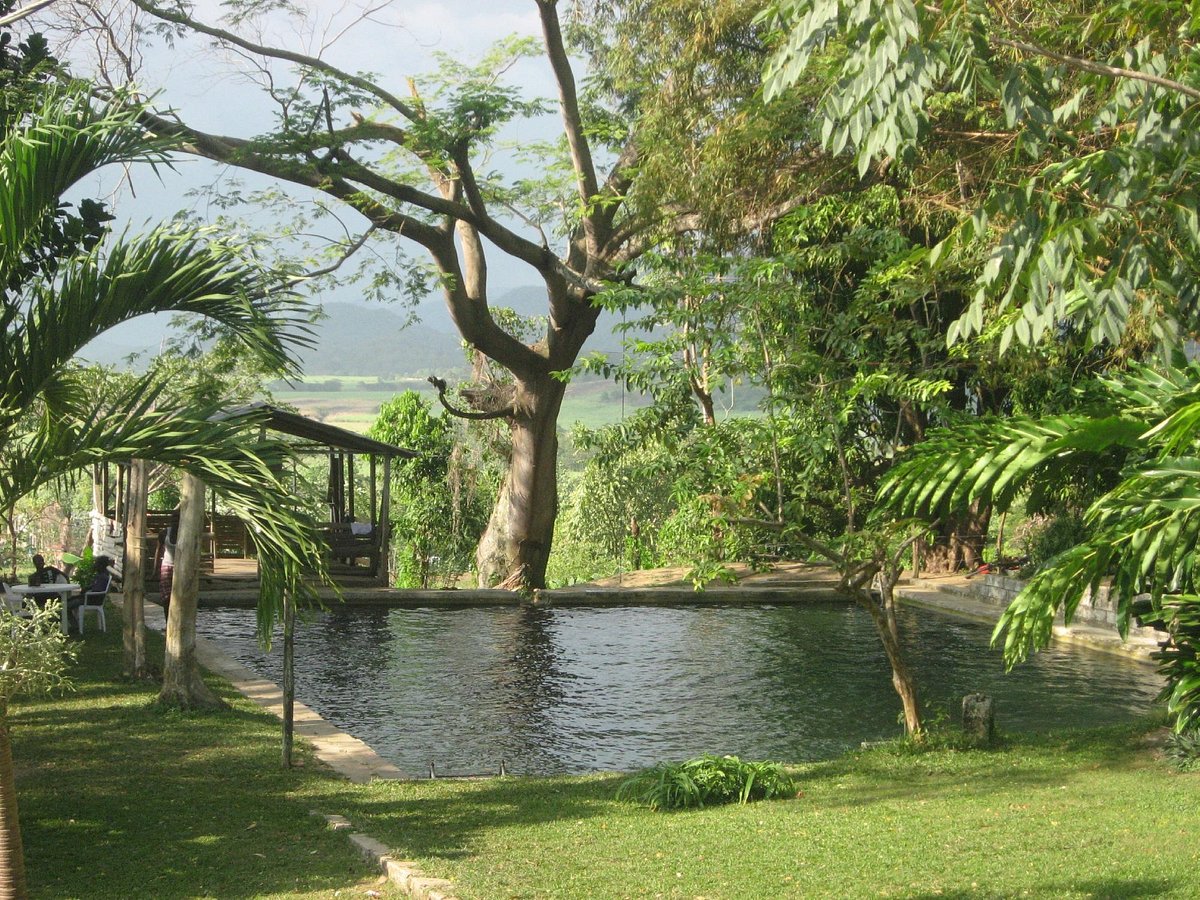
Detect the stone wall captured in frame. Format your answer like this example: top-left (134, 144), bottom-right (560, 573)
top-left (975, 573), bottom-right (1158, 638)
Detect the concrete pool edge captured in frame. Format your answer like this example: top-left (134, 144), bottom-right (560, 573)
top-left (897, 575), bottom-right (1164, 666)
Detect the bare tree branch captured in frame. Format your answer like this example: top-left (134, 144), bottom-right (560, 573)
top-left (427, 376), bottom-right (514, 420)
top-left (996, 36), bottom-right (1200, 102)
top-left (130, 0), bottom-right (426, 120)
top-left (283, 224), bottom-right (378, 287)
top-left (0, 0), bottom-right (56, 28)
top-left (536, 0), bottom-right (601, 258)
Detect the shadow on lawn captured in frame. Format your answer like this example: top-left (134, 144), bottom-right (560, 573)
top-left (793, 725), bottom-right (1157, 810)
top-left (13, 623), bottom-right (373, 899)
top-left (336, 774), bottom-right (624, 861)
top-left (909, 876), bottom-right (1174, 898)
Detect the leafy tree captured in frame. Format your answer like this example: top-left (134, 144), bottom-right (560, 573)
top-left (758, 0), bottom-right (1200, 731)
top-left (761, 0), bottom-right (1200, 354)
top-left (56, 0), bottom-right (818, 590)
top-left (368, 391), bottom-right (490, 587)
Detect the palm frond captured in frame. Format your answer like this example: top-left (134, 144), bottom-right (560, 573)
top-left (0, 87), bottom-right (170, 280)
top-left (877, 415), bottom-right (1144, 519)
top-left (0, 389), bottom-right (331, 629)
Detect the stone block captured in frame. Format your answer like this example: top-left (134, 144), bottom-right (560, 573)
top-left (962, 693), bottom-right (995, 746)
top-left (348, 831), bottom-right (392, 863)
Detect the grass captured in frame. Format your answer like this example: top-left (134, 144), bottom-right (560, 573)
top-left (12, 621), bottom-right (400, 899)
top-left (14, 610), bottom-right (1200, 898)
top-left (314, 728), bottom-right (1200, 899)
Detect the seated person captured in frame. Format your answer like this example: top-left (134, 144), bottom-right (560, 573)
top-left (29, 554), bottom-right (65, 586)
top-left (67, 556), bottom-right (113, 622)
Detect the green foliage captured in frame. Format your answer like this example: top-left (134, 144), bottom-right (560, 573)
top-left (368, 391), bottom-right (491, 586)
top-left (62, 544), bottom-right (95, 586)
top-left (0, 602), bottom-right (74, 711)
top-left (1017, 513), bottom-right (1090, 576)
top-left (762, 0), bottom-right (1200, 354)
top-left (1163, 727), bottom-right (1200, 771)
top-left (879, 360), bottom-right (1200, 730)
top-left (616, 754), bottom-right (797, 810)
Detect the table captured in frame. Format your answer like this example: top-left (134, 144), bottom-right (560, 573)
top-left (11, 584), bottom-right (80, 633)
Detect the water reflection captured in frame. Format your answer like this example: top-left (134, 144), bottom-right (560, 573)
top-left (196, 603), bottom-right (1164, 777)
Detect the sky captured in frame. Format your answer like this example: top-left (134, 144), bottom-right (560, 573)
top-left (42, 0), bottom-right (573, 355)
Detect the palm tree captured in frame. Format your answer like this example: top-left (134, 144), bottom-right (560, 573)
top-left (0, 86), bottom-right (330, 897)
top-left (879, 361), bottom-right (1200, 734)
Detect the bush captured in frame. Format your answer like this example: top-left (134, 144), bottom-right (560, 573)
top-left (1165, 729), bottom-right (1200, 771)
top-left (1016, 513), bottom-right (1088, 576)
top-left (616, 754), bottom-right (797, 810)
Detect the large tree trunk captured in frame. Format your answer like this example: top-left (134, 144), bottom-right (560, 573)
top-left (122, 458), bottom-right (148, 680)
top-left (475, 373), bottom-right (566, 590)
top-left (0, 718), bottom-right (26, 900)
top-left (158, 473), bottom-right (223, 709)
top-left (920, 500), bottom-right (993, 573)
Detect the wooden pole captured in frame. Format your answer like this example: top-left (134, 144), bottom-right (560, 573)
top-left (347, 454), bottom-right (355, 521)
top-left (122, 458), bottom-right (148, 679)
top-left (379, 455), bottom-right (391, 585)
top-left (282, 590), bottom-right (295, 768)
top-left (369, 456), bottom-right (377, 526)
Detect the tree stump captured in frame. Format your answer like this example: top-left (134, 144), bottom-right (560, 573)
top-left (962, 693), bottom-right (995, 746)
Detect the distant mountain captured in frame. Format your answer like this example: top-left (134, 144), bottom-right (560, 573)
top-left (300, 303), bottom-right (465, 376)
top-left (78, 287), bottom-right (648, 377)
top-left (416, 285), bottom-right (651, 362)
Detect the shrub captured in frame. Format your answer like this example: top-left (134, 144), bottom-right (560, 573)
top-left (616, 754), bottom-right (797, 810)
top-left (1164, 729), bottom-right (1200, 771)
top-left (1017, 513), bottom-right (1088, 576)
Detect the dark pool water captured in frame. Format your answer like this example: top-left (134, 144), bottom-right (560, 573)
top-left (195, 603), bottom-right (1163, 777)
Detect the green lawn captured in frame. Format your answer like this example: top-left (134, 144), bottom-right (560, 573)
top-left (12, 624), bottom-right (400, 899)
top-left (14, 612), bottom-right (1200, 899)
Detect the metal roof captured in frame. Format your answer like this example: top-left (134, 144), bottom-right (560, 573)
top-left (217, 402), bottom-right (418, 458)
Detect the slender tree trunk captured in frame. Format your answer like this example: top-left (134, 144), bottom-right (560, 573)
top-left (4, 509), bottom-right (15, 583)
top-left (854, 572), bottom-right (922, 736)
top-left (159, 474), bottom-right (223, 709)
top-left (475, 373), bottom-right (566, 590)
top-left (0, 717), bottom-right (26, 900)
top-left (879, 580), bottom-right (922, 736)
top-left (281, 590), bottom-right (294, 769)
top-left (123, 459), bottom-right (148, 680)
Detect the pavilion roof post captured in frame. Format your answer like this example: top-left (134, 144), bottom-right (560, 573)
top-left (378, 454), bottom-right (391, 586)
top-left (369, 455), bottom-right (377, 527)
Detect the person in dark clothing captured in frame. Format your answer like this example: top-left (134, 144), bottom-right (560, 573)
top-left (29, 554), bottom-right (65, 586)
top-left (67, 556), bottom-right (113, 628)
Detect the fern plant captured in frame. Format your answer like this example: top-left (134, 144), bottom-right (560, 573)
top-left (616, 755), bottom-right (797, 810)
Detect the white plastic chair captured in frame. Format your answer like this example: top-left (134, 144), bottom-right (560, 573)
top-left (0, 582), bottom-right (32, 620)
top-left (75, 574), bottom-right (111, 634)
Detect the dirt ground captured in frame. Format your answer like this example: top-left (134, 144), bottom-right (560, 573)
top-left (583, 561), bottom-right (832, 589)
